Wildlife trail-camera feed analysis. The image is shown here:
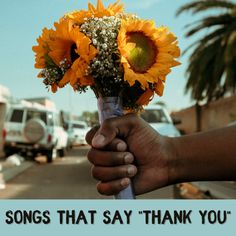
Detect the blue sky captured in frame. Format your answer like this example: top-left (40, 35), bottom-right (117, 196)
top-left (0, 0), bottom-right (229, 115)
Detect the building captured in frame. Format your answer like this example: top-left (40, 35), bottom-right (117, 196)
top-left (171, 95), bottom-right (236, 134)
top-left (24, 97), bottom-right (56, 110)
top-left (0, 85), bottom-right (11, 157)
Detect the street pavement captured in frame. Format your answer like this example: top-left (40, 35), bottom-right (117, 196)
top-left (0, 147), bottom-right (174, 199)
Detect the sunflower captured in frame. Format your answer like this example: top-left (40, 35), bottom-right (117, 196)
top-left (118, 18), bottom-right (180, 102)
top-left (65, 0), bottom-right (124, 25)
top-left (32, 27), bottom-right (55, 69)
top-left (48, 18), bottom-right (97, 88)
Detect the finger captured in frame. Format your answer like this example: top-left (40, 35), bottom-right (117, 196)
top-left (86, 126), bottom-right (99, 145)
top-left (91, 164), bottom-right (137, 181)
top-left (105, 138), bottom-right (127, 151)
top-left (97, 178), bottom-right (131, 196)
top-left (91, 114), bottom-right (138, 148)
top-left (86, 126), bottom-right (127, 150)
top-left (87, 149), bottom-right (134, 166)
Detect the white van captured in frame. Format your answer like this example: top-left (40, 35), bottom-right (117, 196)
top-left (67, 121), bottom-right (89, 147)
top-left (2, 102), bottom-right (68, 163)
top-left (141, 105), bottom-right (181, 137)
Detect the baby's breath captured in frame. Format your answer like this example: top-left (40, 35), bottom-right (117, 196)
top-left (80, 15), bottom-right (124, 96)
top-left (41, 58), bottom-right (72, 89)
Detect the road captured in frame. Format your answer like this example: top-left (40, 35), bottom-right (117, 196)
top-left (0, 147), bottom-right (174, 199)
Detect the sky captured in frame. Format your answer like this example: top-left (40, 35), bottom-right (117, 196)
top-left (0, 0), bottom-right (229, 115)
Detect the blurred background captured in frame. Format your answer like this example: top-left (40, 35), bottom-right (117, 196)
top-left (0, 0), bottom-right (236, 199)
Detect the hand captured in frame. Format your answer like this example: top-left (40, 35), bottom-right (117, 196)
top-left (86, 114), bottom-right (176, 196)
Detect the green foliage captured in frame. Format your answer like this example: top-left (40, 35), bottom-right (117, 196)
top-left (177, 0), bottom-right (236, 102)
top-left (80, 111), bottom-right (99, 126)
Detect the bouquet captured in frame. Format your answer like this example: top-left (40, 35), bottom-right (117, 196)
top-left (32, 0), bottom-right (180, 199)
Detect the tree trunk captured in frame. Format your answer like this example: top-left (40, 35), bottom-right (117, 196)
top-left (195, 102), bottom-right (202, 132)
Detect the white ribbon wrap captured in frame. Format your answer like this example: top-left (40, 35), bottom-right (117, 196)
top-left (97, 97), bottom-right (135, 199)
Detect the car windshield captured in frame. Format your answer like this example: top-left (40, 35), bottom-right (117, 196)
top-left (26, 110), bottom-right (47, 124)
top-left (141, 109), bottom-right (170, 123)
top-left (72, 124), bottom-right (86, 129)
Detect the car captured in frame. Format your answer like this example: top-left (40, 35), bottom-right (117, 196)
top-left (67, 121), bottom-right (89, 146)
top-left (140, 105), bottom-right (181, 137)
top-left (2, 102), bottom-right (68, 163)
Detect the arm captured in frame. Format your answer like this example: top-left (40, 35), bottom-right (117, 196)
top-left (86, 114), bottom-right (236, 196)
top-left (172, 126), bottom-right (236, 183)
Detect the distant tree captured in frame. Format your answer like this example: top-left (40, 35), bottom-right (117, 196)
top-left (177, 0), bottom-right (236, 103)
top-left (155, 101), bottom-right (167, 108)
top-left (80, 111), bottom-right (99, 126)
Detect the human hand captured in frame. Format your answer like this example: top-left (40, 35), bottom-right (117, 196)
top-left (86, 114), bottom-right (177, 196)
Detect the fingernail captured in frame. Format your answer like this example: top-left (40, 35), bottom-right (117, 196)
top-left (121, 178), bottom-right (130, 187)
top-left (92, 134), bottom-right (105, 147)
top-left (127, 166), bottom-right (136, 176)
top-left (117, 142), bottom-right (126, 151)
top-left (124, 154), bottom-right (133, 164)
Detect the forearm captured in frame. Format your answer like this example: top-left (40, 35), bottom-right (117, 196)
top-left (171, 125), bottom-right (236, 183)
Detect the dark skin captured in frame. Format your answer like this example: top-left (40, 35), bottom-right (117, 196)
top-left (86, 114), bottom-right (236, 196)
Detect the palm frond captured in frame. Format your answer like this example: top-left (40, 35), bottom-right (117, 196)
top-left (185, 14), bottom-right (233, 37)
top-left (176, 0), bottom-right (235, 16)
top-left (185, 38), bottom-right (225, 101)
top-left (182, 27), bottom-right (227, 55)
top-left (224, 30), bottom-right (236, 64)
top-left (177, 0), bottom-right (236, 102)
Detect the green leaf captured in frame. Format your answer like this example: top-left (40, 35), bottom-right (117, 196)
top-left (44, 54), bottom-right (57, 68)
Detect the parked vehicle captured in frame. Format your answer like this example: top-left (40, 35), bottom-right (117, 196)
top-left (2, 102), bottom-right (68, 163)
top-left (141, 105), bottom-right (181, 137)
top-left (67, 121), bottom-right (89, 147)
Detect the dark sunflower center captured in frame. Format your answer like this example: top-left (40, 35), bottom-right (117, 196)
top-left (70, 43), bottom-right (80, 62)
top-left (126, 32), bottom-right (157, 73)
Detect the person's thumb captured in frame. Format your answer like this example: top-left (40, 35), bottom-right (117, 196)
top-left (91, 114), bottom-right (137, 148)
top-left (85, 126), bottom-right (100, 145)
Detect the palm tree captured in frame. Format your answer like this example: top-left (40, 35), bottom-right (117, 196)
top-left (177, 0), bottom-right (236, 103)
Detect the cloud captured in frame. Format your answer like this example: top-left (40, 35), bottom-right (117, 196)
top-left (126, 0), bottom-right (162, 10)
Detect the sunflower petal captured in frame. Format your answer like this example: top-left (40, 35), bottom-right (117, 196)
top-left (51, 83), bottom-right (58, 93)
top-left (97, 0), bottom-right (105, 11)
top-left (136, 89), bottom-right (154, 106)
top-left (59, 69), bottom-right (75, 87)
top-left (155, 80), bottom-right (165, 96)
top-left (88, 3), bottom-right (96, 13)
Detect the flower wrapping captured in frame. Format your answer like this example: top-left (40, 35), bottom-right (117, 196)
top-left (32, 0), bottom-right (181, 199)
top-left (98, 97), bottom-right (135, 199)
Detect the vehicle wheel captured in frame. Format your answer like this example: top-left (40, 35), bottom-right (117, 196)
top-left (46, 150), bottom-right (53, 163)
top-left (31, 150), bottom-right (38, 159)
top-left (4, 148), bottom-right (13, 157)
top-left (24, 118), bottom-right (46, 143)
top-left (58, 148), bottom-right (65, 158)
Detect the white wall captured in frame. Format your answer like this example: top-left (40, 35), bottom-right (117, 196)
top-left (0, 85), bottom-right (11, 157)
top-left (0, 85), bottom-right (11, 103)
top-left (0, 103), bottom-right (6, 157)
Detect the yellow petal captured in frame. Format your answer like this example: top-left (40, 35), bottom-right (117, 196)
top-left (97, 0), bottom-right (105, 11)
top-left (136, 89), bottom-right (154, 106)
top-left (51, 83), bottom-right (58, 93)
top-left (155, 79), bottom-right (165, 96)
top-left (59, 69), bottom-right (75, 87)
top-left (88, 3), bottom-right (96, 13)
